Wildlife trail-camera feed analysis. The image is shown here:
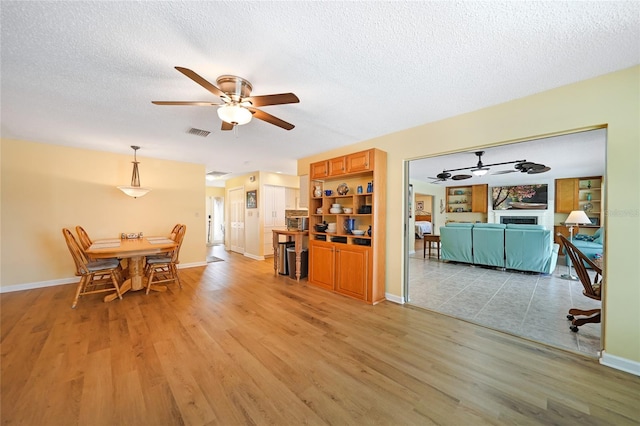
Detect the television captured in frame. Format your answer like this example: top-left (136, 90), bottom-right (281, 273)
top-left (492, 184), bottom-right (548, 210)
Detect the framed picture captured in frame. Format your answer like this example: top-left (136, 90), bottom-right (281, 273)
top-left (246, 190), bottom-right (257, 209)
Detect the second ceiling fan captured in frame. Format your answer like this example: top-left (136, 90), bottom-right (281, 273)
top-left (153, 67), bottom-right (299, 131)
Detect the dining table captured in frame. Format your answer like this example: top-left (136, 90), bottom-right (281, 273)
top-left (85, 236), bottom-right (177, 302)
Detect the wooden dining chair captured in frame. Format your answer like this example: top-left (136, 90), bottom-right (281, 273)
top-left (76, 225), bottom-right (126, 280)
top-left (558, 235), bottom-right (602, 332)
top-left (62, 228), bottom-right (123, 308)
top-left (145, 224), bottom-right (186, 294)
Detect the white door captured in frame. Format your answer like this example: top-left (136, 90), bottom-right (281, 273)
top-left (263, 185), bottom-right (286, 256)
top-left (229, 187), bottom-right (245, 254)
top-left (206, 196), bottom-right (224, 245)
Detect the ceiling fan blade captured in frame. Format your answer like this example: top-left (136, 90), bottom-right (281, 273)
top-left (152, 101), bottom-right (221, 106)
top-left (175, 66), bottom-right (228, 99)
top-left (492, 170), bottom-right (518, 175)
top-left (221, 121), bottom-right (234, 131)
top-left (451, 174), bottom-right (472, 180)
top-left (244, 93), bottom-right (300, 107)
top-left (247, 107), bottom-right (295, 130)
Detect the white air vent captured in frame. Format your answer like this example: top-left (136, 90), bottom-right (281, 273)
top-left (206, 171), bottom-right (230, 181)
top-left (187, 128), bottom-right (211, 137)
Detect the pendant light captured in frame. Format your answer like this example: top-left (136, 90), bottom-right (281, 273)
top-left (117, 146), bottom-right (151, 198)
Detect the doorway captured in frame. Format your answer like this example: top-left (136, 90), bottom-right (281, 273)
top-left (228, 187), bottom-right (245, 254)
top-left (206, 196), bottom-right (225, 246)
top-left (405, 128), bottom-right (606, 356)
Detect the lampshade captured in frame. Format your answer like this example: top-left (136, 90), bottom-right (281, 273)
top-left (118, 146), bottom-right (151, 198)
top-left (217, 104), bottom-right (252, 125)
top-left (472, 168), bottom-right (489, 176)
top-left (565, 210), bottom-right (591, 225)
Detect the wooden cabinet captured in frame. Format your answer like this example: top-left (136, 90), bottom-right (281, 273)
top-left (346, 150), bottom-right (372, 173)
top-left (328, 156), bottom-right (346, 176)
top-left (335, 244), bottom-right (370, 300)
top-left (446, 184), bottom-right (488, 213)
top-left (310, 161), bottom-right (329, 179)
top-left (555, 178), bottom-right (579, 213)
top-left (308, 148), bottom-right (386, 304)
top-left (555, 176), bottom-right (602, 221)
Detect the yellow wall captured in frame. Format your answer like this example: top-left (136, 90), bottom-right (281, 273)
top-left (298, 66), bottom-right (640, 364)
top-left (1, 139), bottom-right (206, 287)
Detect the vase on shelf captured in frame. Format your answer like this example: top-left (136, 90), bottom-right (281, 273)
top-left (313, 185), bottom-right (322, 197)
top-left (367, 225), bottom-right (372, 237)
top-left (587, 180), bottom-right (592, 189)
top-left (586, 193), bottom-right (592, 201)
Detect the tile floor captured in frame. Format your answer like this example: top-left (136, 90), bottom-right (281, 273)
top-left (408, 244), bottom-right (602, 357)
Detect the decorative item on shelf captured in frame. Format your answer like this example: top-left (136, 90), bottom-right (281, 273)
top-left (316, 208), bottom-right (323, 214)
top-left (357, 185), bottom-right (363, 194)
top-left (344, 219), bottom-right (356, 233)
top-left (314, 185), bottom-right (322, 197)
top-left (587, 180), bottom-right (592, 189)
top-left (367, 182), bottom-right (373, 193)
top-left (367, 225), bottom-right (372, 237)
top-left (583, 202), bottom-right (593, 212)
top-left (118, 146), bottom-right (151, 198)
top-left (337, 183), bottom-right (349, 195)
top-left (324, 189), bottom-right (333, 196)
top-left (586, 193), bottom-right (592, 201)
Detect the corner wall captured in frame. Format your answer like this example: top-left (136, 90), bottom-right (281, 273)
top-left (1, 139), bottom-right (206, 289)
top-left (298, 66), bottom-right (640, 368)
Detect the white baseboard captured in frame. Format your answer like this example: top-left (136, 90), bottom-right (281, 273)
top-left (1, 262), bottom-right (207, 293)
top-left (600, 350), bottom-right (640, 376)
top-left (0, 277), bottom-right (78, 293)
top-left (243, 253), bottom-right (265, 261)
top-left (385, 292), bottom-right (405, 304)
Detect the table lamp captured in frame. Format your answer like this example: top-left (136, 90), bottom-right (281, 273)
top-left (560, 210), bottom-right (592, 280)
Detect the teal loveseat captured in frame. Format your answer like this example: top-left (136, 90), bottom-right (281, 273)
top-left (563, 227), bottom-right (603, 268)
top-left (439, 223), bottom-right (559, 274)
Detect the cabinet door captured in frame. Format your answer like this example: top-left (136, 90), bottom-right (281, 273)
top-left (328, 156), bottom-right (346, 176)
top-left (555, 178), bottom-right (578, 213)
top-left (263, 185), bottom-right (286, 227)
top-left (309, 240), bottom-right (335, 290)
top-left (346, 150), bottom-right (371, 173)
top-left (335, 245), bottom-right (369, 300)
top-left (310, 161), bottom-right (329, 179)
top-left (471, 184), bottom-right (488, 213)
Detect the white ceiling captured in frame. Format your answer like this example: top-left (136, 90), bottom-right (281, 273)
top-left (1, 2), bottom-right (638, 187)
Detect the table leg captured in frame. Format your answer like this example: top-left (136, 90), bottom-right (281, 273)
top-left (423, 237), bottom-right (427, 258)
top-left (294, 234), bottom-right (302, 281)
top-left (103, 256), bottom-right (145, 302)
top-left (273, 231), bottom-right (279, 275)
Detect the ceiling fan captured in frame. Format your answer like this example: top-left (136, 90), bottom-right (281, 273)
top-left (152, 66), bottom-right (300, 131)
top-left (428, 151), bottom-right (550, 183)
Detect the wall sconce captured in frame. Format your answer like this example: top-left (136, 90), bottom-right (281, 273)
top-left (117, 146), bottom-right (151, 198)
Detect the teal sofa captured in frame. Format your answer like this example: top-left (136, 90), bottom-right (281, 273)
top-left (440, 223), bottom-right (473, 264)
top-left (563, 227), bottom-right (603, 268)
top-left (504, 224), bottom-right (559, 274)
top-left (439, 223), bottom-right (559, 274)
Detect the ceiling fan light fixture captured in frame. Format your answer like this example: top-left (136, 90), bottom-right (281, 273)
top-left (217, 104), bottom-right (252, 126)
top-left (118, 146), bottom-right (151, 198)
top-left (472, 168), bottom-right (489, 176)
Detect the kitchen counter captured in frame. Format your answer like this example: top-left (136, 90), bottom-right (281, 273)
top-left (272, 230), bottom-right (308, 281)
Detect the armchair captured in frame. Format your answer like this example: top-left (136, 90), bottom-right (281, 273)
top-left (559, 235), bottom-right (602, 332)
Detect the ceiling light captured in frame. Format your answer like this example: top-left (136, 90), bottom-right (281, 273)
top-left (118, 146), bottom-right (151, 198)
top-left (472, 168), bottom-right (489, 176)
top-left (217, 104), bottom-right (252, 126)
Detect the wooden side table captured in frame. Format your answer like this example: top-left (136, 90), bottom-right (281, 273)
top-left (423, 234), bottom-right (441, 259)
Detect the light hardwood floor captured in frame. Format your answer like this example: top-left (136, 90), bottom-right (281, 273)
top-left (2, 246), bottom-right (639, 425)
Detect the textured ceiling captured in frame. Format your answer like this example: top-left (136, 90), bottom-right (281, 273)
top-left (1, 2), bottom-right (638, 186)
